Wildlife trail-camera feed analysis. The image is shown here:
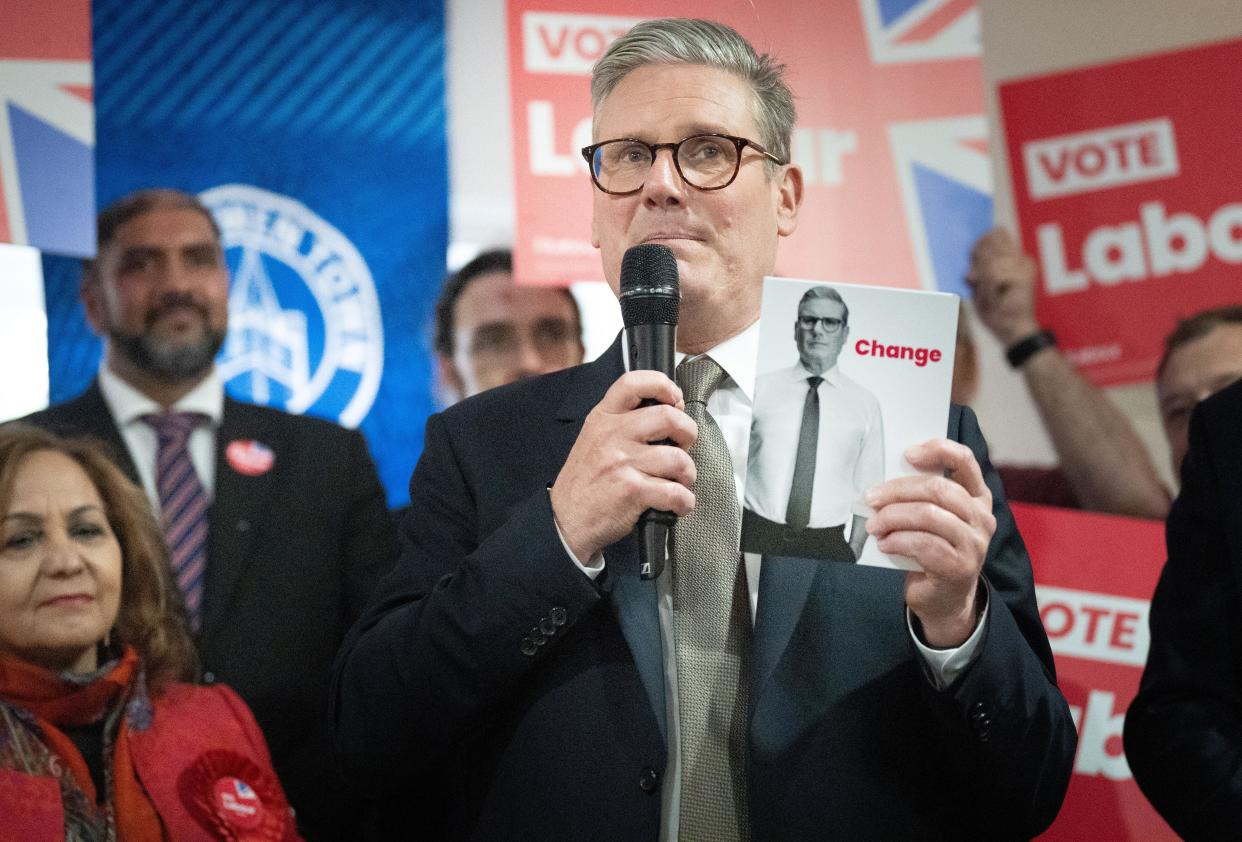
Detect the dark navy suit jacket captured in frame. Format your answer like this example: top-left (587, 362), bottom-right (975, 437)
top-left (1126, 378), bottom-right (1242, 840)
top-left (334, 340), bottom-right (1076, 840)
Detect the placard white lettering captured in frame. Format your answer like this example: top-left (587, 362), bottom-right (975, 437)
top-left (1023, 118), bottom-right (1179, 200)
top-left (1038, 200), bottom-right (1242, 293)
top-left (523, 12), bottom-right (644, 75)
top-left (1035, 585), bottom-right (1149, 667)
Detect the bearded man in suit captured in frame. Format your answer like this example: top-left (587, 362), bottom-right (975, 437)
top-left (26, 187), bottom-right (398, 840)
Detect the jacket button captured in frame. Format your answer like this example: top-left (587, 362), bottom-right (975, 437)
top-left (969, 703), bottom-right (991, 742)
top-left (530, 628), bottom-right (548, 646)
top-left (539, 617), bottom-right (557, 636)
top-left (202, 672), bottom-right (216, 684)
top-left (550, 606), bottom-right (568, 626)
top-left (639, 767), bottom-right (659, 793)
top-left (520, 637), bottom-right (538, 656)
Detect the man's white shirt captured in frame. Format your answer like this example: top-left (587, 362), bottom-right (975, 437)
top-left (96, 364), bottom-right (224, 511)
top-left (744, 361), bottom-right (884, 527)
top-left (553, 324), bottom-right (986, 841)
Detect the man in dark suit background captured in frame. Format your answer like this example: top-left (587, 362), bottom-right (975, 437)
top-left (26, 188), bottom-right (398, 840)
top-left (1125, 377), bottom-right (1242, 839)
top-left (334, 18), bottom-right (1075, 840)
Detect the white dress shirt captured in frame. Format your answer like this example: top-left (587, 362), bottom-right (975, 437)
top-left (556, 325), bottom-right (986, 841)
top-left (745, 361), bottom-right (884, 527)
top-left (96, 364), bottom-right (225, 511)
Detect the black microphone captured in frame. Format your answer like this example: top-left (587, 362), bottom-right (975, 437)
top-left (619, 243), bottom-right (680, 580)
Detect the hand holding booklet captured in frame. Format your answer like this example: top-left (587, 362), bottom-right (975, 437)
top-left (740, 277), bottom-right (959, 571)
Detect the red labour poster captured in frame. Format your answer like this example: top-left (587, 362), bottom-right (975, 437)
top-left (506, 0), bottom-right (991, 298)
top-left (1013, 503), bottom-right (1176, 841)
top-left (1001, 38), bottom-right (1242, 386)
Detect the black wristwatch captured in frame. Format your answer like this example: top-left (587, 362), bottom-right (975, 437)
top-left (1006, 330), bottom-right (1056, 369)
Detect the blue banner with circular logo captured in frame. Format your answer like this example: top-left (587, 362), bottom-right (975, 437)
top-left (43, 0), bottom-right (448, 506)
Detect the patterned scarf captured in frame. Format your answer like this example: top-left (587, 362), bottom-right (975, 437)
top-left (0, 647), bottom-right (164, 842)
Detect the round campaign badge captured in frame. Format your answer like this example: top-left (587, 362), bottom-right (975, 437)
top-left (226, 440), bottom-right (275, 477)
top-left (212, 776), bottom-right (266, 831)
top-left (180, 750), bottom-right (288, 841)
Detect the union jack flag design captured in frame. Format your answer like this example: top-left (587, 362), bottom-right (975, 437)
top-left (889, 115), bottom-right (992, 298)
top-left (774, 0), bottom-right (990, 296)
top-left (859, 0), bottom-right (981, 64)
top-left (0, 2), bottom-right (95, 257)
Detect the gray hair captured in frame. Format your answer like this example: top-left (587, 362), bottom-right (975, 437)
top-left (798, 285), bottom-right (849, 326)
top-left (591, 18), bottom-right (796, 168)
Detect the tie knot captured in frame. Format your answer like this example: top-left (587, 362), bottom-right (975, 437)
top-left (676, 356), bottom-right (728, 406)
top-left (807, 375), bottom-right (823, 389)
top-left (141, 412), bottom-right (207, 444)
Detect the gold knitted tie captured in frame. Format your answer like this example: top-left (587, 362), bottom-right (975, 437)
top-left (673, 355), bottom-right (751, 841)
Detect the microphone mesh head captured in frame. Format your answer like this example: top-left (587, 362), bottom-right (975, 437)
top-left (619, 244), bottom-right (680, 327)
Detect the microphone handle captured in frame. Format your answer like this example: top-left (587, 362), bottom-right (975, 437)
top-left (627, 323), bottom-right (677, 580)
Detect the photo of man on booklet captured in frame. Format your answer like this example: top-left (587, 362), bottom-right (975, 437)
top-left (741, 277), bottom-right (959, 570)
top-left (743, 285), bottom-right (884, 562)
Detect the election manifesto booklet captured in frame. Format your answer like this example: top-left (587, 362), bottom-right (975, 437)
top-left (740, 277), bottom-right (959, 572)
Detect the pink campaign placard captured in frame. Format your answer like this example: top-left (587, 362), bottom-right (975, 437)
top-left (1001, 38), bottom-right (1242, 386)
top-left (506, 0), bottom-right (988, 292)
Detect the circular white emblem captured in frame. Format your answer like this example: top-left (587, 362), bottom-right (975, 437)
top-left (199, 184), bottom-right (383, 428)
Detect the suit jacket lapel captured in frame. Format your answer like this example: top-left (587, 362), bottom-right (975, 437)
top-left (72, 381), bottom-right (142, 484)
top-left (203, 399), bottom-right (277, 637)
top-left (752, 555), bottom-right (821, 704)
top-left (556, 337), bottom-right (668, 739)
top-left (555, 334), bottom-right (624, 422)
top-left (603, 535), bottom-right (667, 741)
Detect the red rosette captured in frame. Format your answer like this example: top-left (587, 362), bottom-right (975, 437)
top-left (178, 749), bottom-right (289, 841)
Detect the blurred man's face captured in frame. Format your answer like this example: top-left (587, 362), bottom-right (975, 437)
top-left (1156, 323), bottom-right (1242, 475)
top-left (439, 270), bottom-right (584, 401)
top-left (83, 206), bottom-right (229, 384)
top-left (590, 63), bottom-right (801, 347)
top-left (794, 297), bottom-right (848, 374)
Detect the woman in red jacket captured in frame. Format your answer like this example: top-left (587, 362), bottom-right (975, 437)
top-left (0, 425), bottom-right (300, 842)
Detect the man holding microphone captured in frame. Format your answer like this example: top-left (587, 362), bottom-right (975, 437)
top-left (334, 18), bottom-right (1074, 840)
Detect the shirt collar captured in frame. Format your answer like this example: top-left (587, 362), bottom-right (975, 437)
top-left (621, 320), bottom-right (759, 403)
top-left (794, 359), bottom-right (844, 388)
top-left (97, 363), bottom-right (225, 428)
top-left (679, 321), bottom-right (758, 403)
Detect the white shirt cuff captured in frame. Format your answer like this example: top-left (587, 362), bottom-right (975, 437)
top-left (551, 495), bottom-right (605, 580)
top-left (907, 594), bottom-right (989, 691)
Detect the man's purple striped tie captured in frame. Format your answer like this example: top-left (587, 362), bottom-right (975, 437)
top-left (142, 412), bottom-right (209, 632)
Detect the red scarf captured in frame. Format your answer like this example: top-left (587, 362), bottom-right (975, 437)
top-left (0, 647), bottom-right (165, 841)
